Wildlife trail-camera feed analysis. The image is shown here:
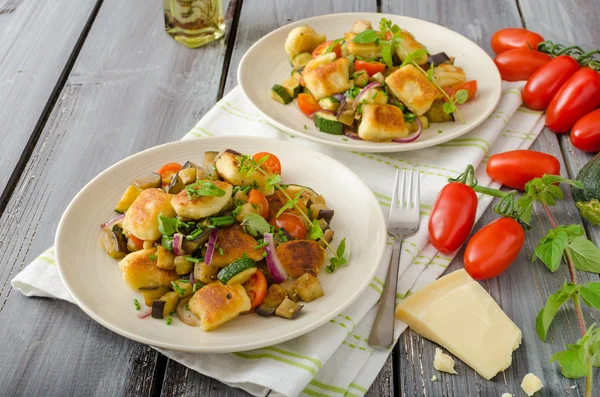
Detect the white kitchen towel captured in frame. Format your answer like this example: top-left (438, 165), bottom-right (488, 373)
top-left (12, 82), bottom-right (544, 397)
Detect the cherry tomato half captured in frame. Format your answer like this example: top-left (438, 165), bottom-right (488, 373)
top-left (486, 150), bottom-right (561, 190)
top-left (491, 28), bottom-right (545, 54)
top-left (522, 56), bottom-right (580, 110)
top-left (248, 189), bottom-right (270, 220)
top-left (297, 93), bottom-right (321, 117)
top-left (157, 162), bottom-right (183, 186)
top-left (428, 183), bottom-right (478, 254)
top-left (464, 217), bottom-right (525, 280)
top-left (252, 152), bottom-right (282, 175)
top-left (270, 212), bottom-right (307, 240)
top-left (546, 68), bottom-right (600, 133)
top-left (355, 60), bottom-right (386, 76)
top-left (443, 80), bottom-right (478, 101)
top-left (494, 49), bottom-right (551, 81)
top-left (244, 270), bottom-right (267, 309)
top-left (129, 234), bottom-right (144, 250)
top-left (570, 109), bottom-right (600, 153)
top-left (312, 41), bottom-right (342, 59)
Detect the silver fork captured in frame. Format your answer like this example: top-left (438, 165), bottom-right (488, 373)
top-left (368, 169), bottom-right (421, 349)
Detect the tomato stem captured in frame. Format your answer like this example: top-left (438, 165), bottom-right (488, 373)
top-left (472, 185), bottom-right (509, 198)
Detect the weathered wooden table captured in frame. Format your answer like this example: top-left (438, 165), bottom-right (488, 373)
top-left (1, 1), bottom-right (598, 396)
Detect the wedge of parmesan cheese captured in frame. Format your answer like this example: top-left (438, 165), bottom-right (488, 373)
top-left (395, 269), bottom-right (522, 380)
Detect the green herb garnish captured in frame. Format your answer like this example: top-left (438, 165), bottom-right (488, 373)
top-left (166, 317), bottom-right (172, 325)
top-left (133, 299), bottom-right (141, 311)
top-left (241, 213), bottom-right (270, 237)
top-left (186, 180), bottom-right (226, 200)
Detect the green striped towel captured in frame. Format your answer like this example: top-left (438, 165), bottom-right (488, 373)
top-left (13, 82), bottom-right (544, 397)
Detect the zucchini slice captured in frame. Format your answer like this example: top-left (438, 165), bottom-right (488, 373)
top-left (282, 72), bottom-right (302, 98)
top-left (217, 257), bottom-right (257, 285)
top-left (424, 101), bottom-right (454, 123)
top-left (271, 84), bottom-right (293, 104)
top-left (318, 97), bottom-right (340, 112)
top-left (291, 52), bottom-right (313, 70)
top-left (313, 111), bottom-right (344, 135)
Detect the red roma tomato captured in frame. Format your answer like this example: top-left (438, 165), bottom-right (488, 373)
top-left (252, 152), bottom-right (282, 175)
top-left (491, 28), bottom-right (545, 54)
top-left (248, 189), bottom-right (270, 220)
top-left (522, 56), bottom-right (580, 110)
top-left (464, 217), bottom-right (525, 280)
top-left (270, 212), bottom-right (307, 240)
top-left (312, 41), bottom-right (342, 58)
top-left (570, 109), bottom-right (600, 153)
top-left (244, 270), bottom-right (267, 309)
top-left (428, 183), bottom-right (478, 254)
top-left (546, 68), bottom-right (600, 133)
top-left (494, 49), bottom-right (551, 81)
top-left (486, 150), bottom-right (560, 190)
top-left (355, 60), bottom-right (386, 76)
top-left (129, 234), bottom-right (144, 250)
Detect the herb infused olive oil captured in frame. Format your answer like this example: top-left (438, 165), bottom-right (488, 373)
top-left (163, 0), bottom-right (225, 48)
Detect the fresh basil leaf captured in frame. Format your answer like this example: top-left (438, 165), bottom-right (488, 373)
top-left (550, 340), bottom-right (589, 379)
top-left (325, 38), bottom-right (344, 54)
top-left (382, 44), bottom-right (394, 67)
top-left (276, 188), bottom-right (305, 218)
top-left (524, 175), bottom-right (582, 207)
top-left (568, 236), bottom-right (600, 273)
top-left (576, 199), bottom-right (600, 225)
top-left (442, 101), bottom-right (455, 114)
top-left (454, 89), bottom-right (469, 104)
top-left (352, 29), bottom-right (379, 44)
top-left (516, 195), bottom-right (534, 225)
top-left (400, 49), bottom-right (427, 67)
top-left (580, 283), bottom-right (600, 310)
top-left (158, 214), bottom-right (178, 236)
top-left (536, 282), bottom-right (580, 341)
top-left (186, 180), bottom-right (226, 200)
top-left (309, 219), bottom-right (324, 240)
top-left (241, 213), bottom-right (270, 237)
top-left (533, 229), bottom-right (569, 272)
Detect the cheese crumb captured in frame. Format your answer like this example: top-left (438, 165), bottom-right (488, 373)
top-left (434, 348), bottom-right (458, 374)
top-left (501, 394), bottom-right (512, 397)
top-left (431, 375), bottom-right (437, 381)
top-left (521, 373), bottom-right (543, 396)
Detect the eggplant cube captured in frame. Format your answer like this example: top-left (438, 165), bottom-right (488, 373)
top-left (157, 245), bottom-right (176, 270)
top-left (275, 297), bottom-right (303, 319)
top-left (256, 284), bottom-right (288, 317)
top-left (294, 273), bottom-right (325, 302)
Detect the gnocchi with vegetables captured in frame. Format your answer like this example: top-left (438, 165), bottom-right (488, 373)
top-left (99, 150), bottom-right (347, 331)
top-left (272, 18), bottom-right (478, 142)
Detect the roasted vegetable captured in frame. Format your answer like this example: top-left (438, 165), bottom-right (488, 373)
top-left (256, 284), bottom-right (288, 316)
top-left (280, 277), bottom-right (299, 302)
top-left (179, 167), bottom-right (197, 185)
top-left (132, 173), bottom-right (162, 190)
top-left (424, 101), bottom-right (455, 123)
top-left (115, 185), bottom-right (143, 213)
top-left (152, 291), bottom-right (179, 319)
top-left (194, 262), bottom-right (220, 284)
top-left (217, 257), bottom-right (257, 285)
top-left (172, 280), bottom-right (194, 297)
top-left (174, 255), bottom-right (193, 275)
top-left (139, 286), bottom-right (170, 306)
top-left (99, 228), bottom-right (128, 259)
top-left (294, 273), bottom-right (324, 302)
top-left (157, 245), bottom-right (176, 270)
top-left (275, 297), bottom-right (303, 319)
top-left (182, 229), bottom-right (211, 254)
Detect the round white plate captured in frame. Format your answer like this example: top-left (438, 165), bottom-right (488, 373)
top-left (56, 136), bottom-right (386, 353)
top-left (238, 12), bottom-right (501, 153)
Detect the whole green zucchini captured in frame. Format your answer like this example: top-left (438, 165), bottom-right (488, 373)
top-left (573, 153), bottom-right (600, 225)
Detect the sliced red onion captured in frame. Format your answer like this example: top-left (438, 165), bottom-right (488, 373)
top-left (189, 268), bottom-right (196, 285)
top-left (263, 233), bottom-right (287, 283)
top-left (177, 296), bottom-right (200, 327)
top-left (204, 228), bottom-right (218, 265)
top-left (353, 82), bottom-right (381, 109)
top-left (137, 308), bottom-right (152, 319)
top-left (333, 93), bottom-right (345, 102)
top-left (100, 213), bottom-right (125, 230)
top-left (335, 97), bottom-right (347, 119)
top-left (172, 233), bottom-right (186, 256)
top-left (344, 128), bottom-right (363, 140)
top-left (392, 117), bottom-right (422, 143)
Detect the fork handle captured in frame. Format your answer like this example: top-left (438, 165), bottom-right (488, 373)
top-left (368, 237), bottom-right (403, 349)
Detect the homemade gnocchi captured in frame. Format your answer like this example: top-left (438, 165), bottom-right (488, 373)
top-left (271, 18), bottom-right (476, 142)
top-left (99, 150), bottom-right (344, 331)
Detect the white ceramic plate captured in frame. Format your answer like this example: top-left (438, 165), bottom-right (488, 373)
top-left (56, 136), bottom-right (386, 353)
top-left (238, 12), bottom-right (501, 153)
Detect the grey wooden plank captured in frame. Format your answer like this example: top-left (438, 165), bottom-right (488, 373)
top-left (0, 0), bottom-right (100, 208)
top-left (161, 1), bottom-right (395, 397)
top-left (517, 0), bottom-right (600, 243)
top-left (382, 0), bottom-right (600, 395)
top-left (0, 0), bottom-right (234, 395)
